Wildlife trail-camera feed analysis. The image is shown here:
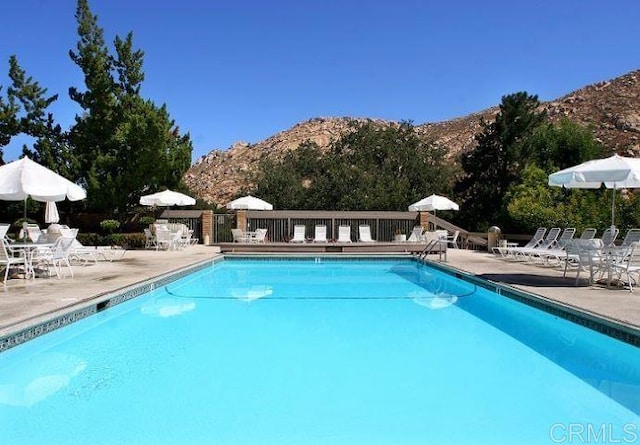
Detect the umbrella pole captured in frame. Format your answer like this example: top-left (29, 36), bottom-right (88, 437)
top-left (611, 187), bottom-right (616, 228)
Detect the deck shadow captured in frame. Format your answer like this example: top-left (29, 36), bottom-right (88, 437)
top-left (477, 273), bottom-right (578, 288)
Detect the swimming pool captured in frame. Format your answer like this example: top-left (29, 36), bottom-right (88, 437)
top-left (0, 258), bottom-right (639, 444)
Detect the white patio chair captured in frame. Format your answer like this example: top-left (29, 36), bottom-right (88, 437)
top-left (252, 228), bottom-right (268, 243)
top-left (1, 239), bottom-right (26, 285)
top-left (231, 228), bottom-right (246, 243)
top-left (446, 230), bottom-right (460, 248)
top-left (313, 225), bottom-right (327, 243)
top-left (155, 227), bottom-right (177, 250)
top-left (613, 242), bottom-right (640, 292)
top-left (337, 226), bottom-right (352, 243)
top-left (289, 225), bottom-right (306, 243)
top-left (358, 225), bottom-right (375, 242)
top-left (564, 239), bottom-right (605, 286)
top-left (144, 228), bottom-right (157, 249)
top-left (31, 236), bottom-right (76, 279)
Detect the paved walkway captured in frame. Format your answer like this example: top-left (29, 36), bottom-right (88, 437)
top-left (444, 249), bottom-right (640, 332)
top-left (1, 247), bottom-right (639, 341)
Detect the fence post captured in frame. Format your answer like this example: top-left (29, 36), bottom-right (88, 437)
top-left (201, 210), bottom-right (213, 245)
top-left (236, 210), bottom-right (247, 231)
top-left (419, 211), bottom-right (430, 231)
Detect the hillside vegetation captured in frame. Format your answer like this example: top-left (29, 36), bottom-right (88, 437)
top-left (185, 69), bottom-right (640, 207)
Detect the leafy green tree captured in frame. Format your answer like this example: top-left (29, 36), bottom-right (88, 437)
top-left (252, 121), bottom-right (453, 211)
top-left (251, 141), bottom-right (324, 210)
top-left (521, 118), bottom-right (604, 171)
top-left (505, 119), bottom-right (608, 233)
top-left (456, 92), bottom-right (546, 230)
top-left (506, 164), bottom-right (572, 231)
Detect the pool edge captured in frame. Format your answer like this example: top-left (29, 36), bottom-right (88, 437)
top-left (423, 258), bottom-right (640, 348)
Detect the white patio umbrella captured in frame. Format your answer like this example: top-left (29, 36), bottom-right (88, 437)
top-left (0, 157), bottom-right (86, 224)
top-left (408, 194), bottom-right (459, 215)
top-left (139, 190), bottom-right (196, 206)
top-left (226, 194), bottom-right (273, 210)
top-left (548, 154), bottom-right (640, 227)
top-left (44, 202), bottom-right (60, 224)
top-left (0, 157), bottom-right (86, 203)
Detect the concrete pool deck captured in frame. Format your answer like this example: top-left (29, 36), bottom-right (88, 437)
top-left (1, 247), bottom-right (639, 346)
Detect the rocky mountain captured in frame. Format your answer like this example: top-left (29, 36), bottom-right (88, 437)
top-left (185, 69), bottom-right (640, 205)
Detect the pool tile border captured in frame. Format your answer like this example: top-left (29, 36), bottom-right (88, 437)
top-left (424, 258), bottom-right (640, 348)
top-left (0, 257), bottom-right (222, 353)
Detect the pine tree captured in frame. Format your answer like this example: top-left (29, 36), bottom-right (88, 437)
top-left (5, 56), bottom-right (73, 177)
top-left (455, 92), bottom-right (546, 230)
top-left (68, 0), bottom-right (192, 215)
top-left (0, 86), bottom-right (19, 163)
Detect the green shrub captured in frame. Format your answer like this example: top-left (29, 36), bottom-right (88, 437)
top-left (107, 233), bottom-right (145, 249)
top-left (100, 219), bottom-right (121, 234)
top-left (77, 232), bottom-right (105, 246)
top-left (139, 216), bottom-right (156, 226)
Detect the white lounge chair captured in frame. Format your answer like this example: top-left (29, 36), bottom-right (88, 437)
top-left (407, 226), bottom-right (423, 243)
top-left (533, 228), bottom-right (577, 265)
top-left (494, 227), bottom-right (547, 259)
top-left (358, 225), bottom-right (375, 242)
top-left (289, 225), bottom-right (306, 243)
top-left (313, 225), bottom-right (327, 243)
top-left (337, 226), bottom-right (352, 243)
top-left (579, 228), bottom-right (597, 240)
top-left (619, 228), bottom-right (640, 247)
top-left (511, 227), bottom-right (561, 261)
top-left (600, 226), bottom-right (619, 247)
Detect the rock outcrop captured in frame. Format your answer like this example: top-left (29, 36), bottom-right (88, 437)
top-left (185, 69), bottom-right (640, 205)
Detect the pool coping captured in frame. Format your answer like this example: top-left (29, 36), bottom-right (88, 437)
top-left (1, 253), bottom-right (639, 352)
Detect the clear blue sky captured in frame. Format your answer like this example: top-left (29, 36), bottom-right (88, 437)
top-left (1, 0), bottom-right (639, 164)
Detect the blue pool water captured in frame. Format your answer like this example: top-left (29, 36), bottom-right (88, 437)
top-left (0, 258), bottom-right (639, 444)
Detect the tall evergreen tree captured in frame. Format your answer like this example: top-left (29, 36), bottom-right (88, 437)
top-left (455, 92), bottom-right (546, 230)
top-left (68, 0), bottom-right (192, 215)
top-left (68, 0), bottom-right (117, 191)
top-left (0, 86), bottom-right (19, 163)
top-left (6, 56), bottom-right (73, 177)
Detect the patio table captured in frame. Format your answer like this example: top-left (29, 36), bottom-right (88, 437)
top-left (9, 242), bottom-right (55, 279)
